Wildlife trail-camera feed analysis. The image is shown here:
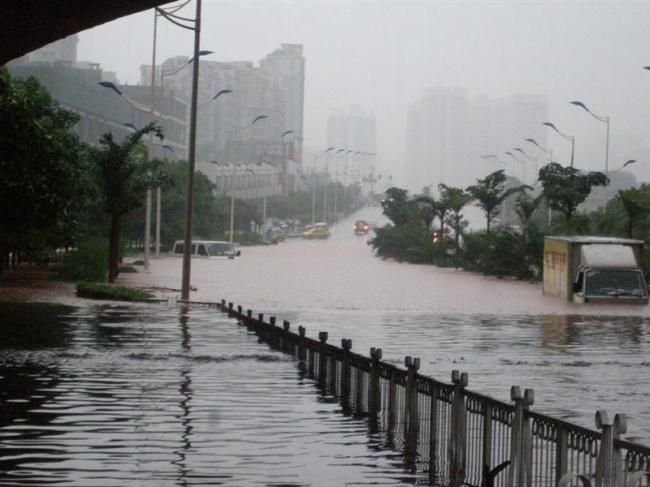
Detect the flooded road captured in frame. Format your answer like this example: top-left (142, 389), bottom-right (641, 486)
top-left (0, 303), bottom-right (421, 485)
top-left (2, 207), bottom-right (650, 484)
top-left (121, 207), bottom-right (650, 442)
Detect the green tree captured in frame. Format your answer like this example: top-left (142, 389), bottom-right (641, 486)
top-left (538, 162), bottom-right (609, 232)
top-left (0, 68), bottom-right (86, 269)
top-left (438, 184), bottom-right (472, 251)
top-left (92, 123), bottom-right (163, 282)
top-left (617, 187), bottom-right (650, 238)
top-left (412, 195), bottom-right (437, 236)
top-left (381, 187), bottom-right (414, 227)
top-left (466, 169), bottom-right (529, 232)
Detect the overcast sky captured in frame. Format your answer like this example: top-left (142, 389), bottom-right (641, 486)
top-left (78, 0), bottom-right (650, 186)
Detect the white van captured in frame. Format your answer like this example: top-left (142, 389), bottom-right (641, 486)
top-left (172, 240), bottom-right (240, 259)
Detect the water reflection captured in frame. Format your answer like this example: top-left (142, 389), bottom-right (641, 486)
top-left (173, 307), bottom-right (193, 485)
top-left (0, 303), bottom-right (425, 485)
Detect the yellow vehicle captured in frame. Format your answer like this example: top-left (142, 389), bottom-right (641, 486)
top-left (303, 223), bottom-right (330, 239)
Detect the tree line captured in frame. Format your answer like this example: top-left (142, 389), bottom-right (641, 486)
top-left (371, 160), bottom-right (650, 279)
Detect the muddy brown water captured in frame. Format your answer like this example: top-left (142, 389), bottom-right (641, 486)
top-left (2, 207), bottom-right (650, 484)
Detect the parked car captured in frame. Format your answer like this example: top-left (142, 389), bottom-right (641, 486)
top-left (172, 240), bottom-right (240, 259)
top-left (303, 223), bottom-right (330, 239)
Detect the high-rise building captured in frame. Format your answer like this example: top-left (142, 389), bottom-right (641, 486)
top-left (405, 87), bottom-right (548, 193)
top-left (140, 44), bottom-right (305, 199)
top-left (260, 44), bottom-right (306, 164)
top-left (7, 62), bottom-right (188, 157)
top-left (405, 87), bottom-right (470, 193)
top-left (327, 105), bottom-right (377, 186)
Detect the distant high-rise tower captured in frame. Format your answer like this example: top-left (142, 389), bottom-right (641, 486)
top-left (405, 87), bottom-right (548, 193)
top-left (260, 44), bottom-right (305, 163)
top-left (327, 104), bottom-right (377, 153)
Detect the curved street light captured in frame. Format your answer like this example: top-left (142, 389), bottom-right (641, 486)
top-left (228, 115), bottom-right (269, 243)
top-left (543, 122), bottom-right (575, 167)
top-left (525, 138), bottom-right (553, 162)
top-left (570, 100), bottom-right (609, 174)
top-left (505, 151), bottom-right (526, 183)
top-left (514, 147), bottom-right (537, 183)
top-left (613, 159), bottom-right (638, 173)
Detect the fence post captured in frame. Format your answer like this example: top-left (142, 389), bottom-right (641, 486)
top-left (329, 347), bottom-right (338, 394)
top-left (340, 339), bottom-right (352, 411)
top-left (244, 309), bottom-right (252, 328)
top-left (318, 332), bottom-right (328, 385)
top-left (482, 401), bottom-right (493, 480)
top-left (555, 424), bottom-right (569, 485)
top-left (594, 411), bottom-right (626, 487)
top-left (257, 313), bottom-right (265, 337)
top-left (507, 386), bottom-right (534, 487)
top-left (429, 380), bottom-right (439, 483)
top-left (404, 356), bottom-right (420, 432)
top-left (355, 358), bottom-right (364, 413)
top-left (268, 316), bottom-right (276, 347)
top-left (282, 320), bottom-right (291, 354)
top-left (220, 298), bottom-right (226, 310)
top-left (388, 367), bottom-right (397, 431)
top-left (448, 370), bottom-right (468, 487)
top-left (297, 325), bottom-right (307, 364)
top-left (228, 301), bottom-right (233, 316)
top-left (368, 347), bottom-right (382, 415)
top-left (237, 304), bottom-right (242, 316)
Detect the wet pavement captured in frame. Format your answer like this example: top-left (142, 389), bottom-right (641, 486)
top-left (2, 206), bottom-right (650, 484)
top-left (117, 207), bottom-right (650, 442)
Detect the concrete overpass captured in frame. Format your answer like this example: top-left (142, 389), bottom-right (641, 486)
top-left (0, 0), bottom-right (173, 66)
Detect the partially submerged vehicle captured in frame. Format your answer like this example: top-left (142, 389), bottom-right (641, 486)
top-left (303, 222), bottom-right (330, 239)
top-left (543, 236), bottom-right (648, 304)
top-left (172, 240), bottom-right (240, 259)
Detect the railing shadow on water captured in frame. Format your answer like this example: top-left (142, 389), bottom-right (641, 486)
top-left (201, 299), bottom-right (650, 487)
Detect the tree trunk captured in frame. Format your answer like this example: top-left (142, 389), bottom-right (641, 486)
top-left (108, 212), bottom-right (121, 283)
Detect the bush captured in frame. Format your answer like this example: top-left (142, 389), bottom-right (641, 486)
top-left (76, 282), bottom-right (154, 301)
top-left (460, 228), bottom-right (543, 280)
top-left (60, 238), bottom-right (107, 282)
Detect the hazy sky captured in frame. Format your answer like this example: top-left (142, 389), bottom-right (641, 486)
top-left (78, 0), bottom-right (650, 186)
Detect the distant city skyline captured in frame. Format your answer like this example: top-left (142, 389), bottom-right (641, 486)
top-left (39, 2), bottom-right (650, 189)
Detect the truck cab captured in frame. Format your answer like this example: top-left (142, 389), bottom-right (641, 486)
top-left (544, 237), bottom-right (649, 305)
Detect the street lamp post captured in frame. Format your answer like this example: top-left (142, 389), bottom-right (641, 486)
top-left (333, 149), bottom-right (346, 222)
top-left (514, 147), bottom-right (537, 183)
top-left (525, 138), bottom-right (553, 163)
top-left (180, 0), bottom-right (203, 301)
top-left (613, 159), bottom-right (637, 173)
top-left (570, 100), bottom-right (610, 173)
top-left (543, 122), bottom-right (575, 167)
top-left (229, 115), bottom-right (268, 244)
top-left (505, 151), bottom-right (526, 183)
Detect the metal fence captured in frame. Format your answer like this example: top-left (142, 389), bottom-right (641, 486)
top-left (217, 299), bottom-right (650, 487)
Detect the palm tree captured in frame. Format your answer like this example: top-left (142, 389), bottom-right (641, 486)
top-left (93, 122), bottom-right (163, 282)
top-left (466, 170), bottom-right (530, 232)
top-left (438, 184), bottom-right (472, 251)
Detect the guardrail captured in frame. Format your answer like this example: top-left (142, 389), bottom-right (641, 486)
top-left (216, 299), bottom-right (650, 486)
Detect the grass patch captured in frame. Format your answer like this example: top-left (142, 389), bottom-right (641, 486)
top-left (76, 283), bottom-right (154, 301)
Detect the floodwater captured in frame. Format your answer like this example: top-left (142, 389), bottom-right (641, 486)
top-left (2, 206), bottom-right (650, 485)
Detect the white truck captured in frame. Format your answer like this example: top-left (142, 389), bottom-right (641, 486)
top-left (543, 236), bottom-right (648, 304)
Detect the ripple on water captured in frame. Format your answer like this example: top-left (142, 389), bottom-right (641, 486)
top-left (0, 304), bottom-right (425, 486)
